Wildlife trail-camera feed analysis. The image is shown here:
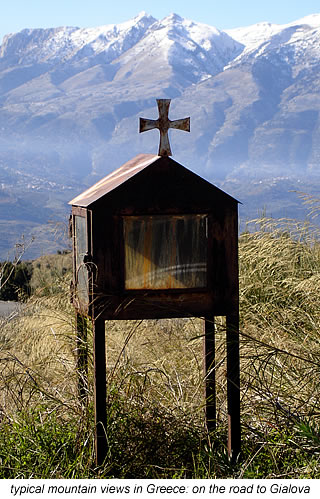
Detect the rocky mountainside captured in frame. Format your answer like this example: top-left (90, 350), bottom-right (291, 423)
top-left (1, 12), bottom-right (320, 258)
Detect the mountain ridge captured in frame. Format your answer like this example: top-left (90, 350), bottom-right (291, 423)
top-left (1, 12), bottom-right (320, 258)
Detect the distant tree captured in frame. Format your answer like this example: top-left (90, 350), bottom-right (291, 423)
top-left (0, 261), bottom-right (33, 301)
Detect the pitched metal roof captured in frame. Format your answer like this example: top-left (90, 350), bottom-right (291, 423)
top-left (69, 153), bottom-right (159, 207)
top-left (69, 152), bottom-right (240, 207)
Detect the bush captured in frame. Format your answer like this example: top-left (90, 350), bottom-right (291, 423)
top-left (0, 261), bottom-right (33, 301)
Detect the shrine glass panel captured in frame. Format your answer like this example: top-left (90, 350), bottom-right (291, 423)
top-left (124, 215), bottom-right (207, 289)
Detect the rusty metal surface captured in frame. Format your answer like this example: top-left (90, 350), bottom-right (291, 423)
top-left (69, 153), bottom-right (159, 207)
top-left (140, 99), bottom-right (190, 156)
top-left (124, 214), bottom-right (207, 290)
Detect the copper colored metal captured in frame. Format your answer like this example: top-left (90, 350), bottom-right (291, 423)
top-left (69, 154), bottom-right (159, 207)
top-left (140, 99), bottom-right (190, 156)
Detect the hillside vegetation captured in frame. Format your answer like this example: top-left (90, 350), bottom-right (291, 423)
top-left (0, 217), bottom-right (319, 478)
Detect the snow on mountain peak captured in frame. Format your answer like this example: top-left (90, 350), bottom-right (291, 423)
top-left (162, 13), bottom-right (184, 23)
top-left (134, 11), bottom-right (151, 21)
top-left (96, 11), bottom-right (245, 86)
top-left (288, 13), bottom-right (320, 28)
top-left (0, 12), bottom-right (157, 64)
top-left (158, 12), bottom-right (225, 42)
top-left (146, 13), bottom-right (243, 74)
top-left (226, 13), bottom-right (320, 55)
top-left (1, 11), bottom-right (319, 90)
top-left (226, 22), bottom-right (283, 52)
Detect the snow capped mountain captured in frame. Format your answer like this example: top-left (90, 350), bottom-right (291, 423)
top-left (0, 12), bottom-right (157, 65)
top-left (226, 21), bottom-right (283, 53)
top-left (145, 13), bottom-right (243, 80)
top-left (226, 13), bottom-right (320, 48)
top-left (0, 11), bottom-right (242, 89)
top-left (226, 14), bottom-right (320, 64)
top-left (1, 11), bottom-right (320, 258)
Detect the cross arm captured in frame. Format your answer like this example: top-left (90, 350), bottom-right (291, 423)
top-left (139, 118), bottom-right (159, 133)
top-left (169, 117), bottom-right (190, 132)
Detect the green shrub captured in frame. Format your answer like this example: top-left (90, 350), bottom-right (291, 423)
top-left (0, 261), bottom-right (33, 301)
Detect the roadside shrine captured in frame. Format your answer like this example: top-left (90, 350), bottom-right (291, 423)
top-left (69, 99), bottom-right (241, 465)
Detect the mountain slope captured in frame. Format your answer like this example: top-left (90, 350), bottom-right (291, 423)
top-left (0, 12), bottom-right (320, 258)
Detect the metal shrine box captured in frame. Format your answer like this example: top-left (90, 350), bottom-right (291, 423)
top-left (69, 153), bottom-right (239, 321)
top-left (69, 99), bottom-right (241, 466)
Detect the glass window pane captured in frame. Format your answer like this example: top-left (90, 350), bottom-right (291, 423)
top-left (74, 215), bottom-right (89, 305)
top-left (124, 215), bottom-right (207, 289)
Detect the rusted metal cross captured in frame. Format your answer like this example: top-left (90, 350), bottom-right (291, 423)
top-left (139, 99), bottom-right (190, 156)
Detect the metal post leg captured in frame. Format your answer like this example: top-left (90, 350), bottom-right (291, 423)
top-left (76, 312), bottom-right (88, 402)
top-left (226, 313), bottom-right (241, 462)
top-left (204, 317), bottom-right (216, 432)
top-left (93, 316), bottom-right (107, 466)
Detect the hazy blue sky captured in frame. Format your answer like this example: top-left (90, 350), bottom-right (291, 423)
top-left (1, 0), bottom-right (320, 42)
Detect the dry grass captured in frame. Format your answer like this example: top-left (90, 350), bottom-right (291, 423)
top-left (0, 216), bottom-right (320, 477)
top-left (239, 218), bottom-right (320, 429)
top-left (0, 285), bottom-right (78, 416)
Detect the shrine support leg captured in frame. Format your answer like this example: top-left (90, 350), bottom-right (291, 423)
top-left (204, 317), bottom-right (216, 432)
top-left (226, 312), bottom-right (241, 462)
top-left (76, 312), bottom-right (88, 402)
top-left (93, 316), bottom-right (108, 467)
